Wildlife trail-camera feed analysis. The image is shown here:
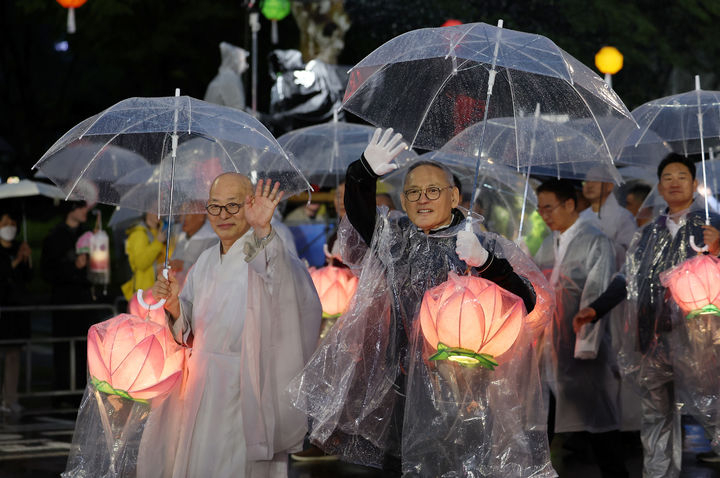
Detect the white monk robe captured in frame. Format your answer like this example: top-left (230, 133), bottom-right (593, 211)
top-left (140, 227), bottom-right (321, 478)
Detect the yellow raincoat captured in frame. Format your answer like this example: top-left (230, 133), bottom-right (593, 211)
top-left (121, 223), bottom-right (167, 300)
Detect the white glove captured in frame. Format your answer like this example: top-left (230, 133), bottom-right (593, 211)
top-left (363, 128), bottom-right (407, 176)
top-left (456, 229), bottom-right (489, 267)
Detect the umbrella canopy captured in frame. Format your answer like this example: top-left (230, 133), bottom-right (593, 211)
top-left (33, 94), bottom-right (310, 216)
top-left (342, 21), bottom-right (634, 155)
top-left (278, 121), bottom-right (416, 187)
top-left (434, 115), bottom-right (624, 183)
top-left (631, 79), bottom-right (720, 158)
top-left (0, 179), bottom-right (66, 200)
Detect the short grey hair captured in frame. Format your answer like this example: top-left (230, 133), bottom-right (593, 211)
top-left (403, 160), bottom-right (455, 189)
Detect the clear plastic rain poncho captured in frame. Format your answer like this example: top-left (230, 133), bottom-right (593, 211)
top-left (290, 208), bottom-right (555, 477)
top-left (623, 201), bottom-right (720, 462)
top-left (654, 217), bottom-right (720, 453)
top-left (62, 314), bottom-right (184, 478)
top-left (533, 216), bottom-right (621, 433)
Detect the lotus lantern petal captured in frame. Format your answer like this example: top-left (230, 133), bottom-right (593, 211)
top-left (420, 272), bottom-right (525, 369)
top-left (309, 265), bottom-right (358, 318)
top-left (661, 254), bottom-right (720, 318)
top-left (87, 314), bottom-right (184, 402)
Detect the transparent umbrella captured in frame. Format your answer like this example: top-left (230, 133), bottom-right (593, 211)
top-left (34, 90), bottom-right (311, 308)
top-left (342, 20), bottom-right (635, 219)
top-left (34, 92), bottom-right (310, 217)
top-left (278, 119), bottom-right (416, 188)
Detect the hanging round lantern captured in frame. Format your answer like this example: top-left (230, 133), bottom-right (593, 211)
top-left (56, 0), bottom-right (88, 34)
top-left (309, 265), bottom-right (358, 318)
top-left (420, 272), bottom-right (525, 369)
top-left (594, 46), bottom-right (624, 76)
top-left (261, 0), bottom-right (291, 44)
top-left (661, 254), bottom-right (720, 319)
top-left (89, 229), bottom-right (110, 285)
top-left (87, 314), bottom-right (184, 402)
top-left (442, 19), bottom-right (463, 27)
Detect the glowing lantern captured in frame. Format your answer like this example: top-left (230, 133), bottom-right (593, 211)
top-left (420, 272), bottom-right (525, 369)
top-left (309, 265), bottom-right (358, 318)
top-left (595, 46), bottom-right (623, 75)
top-left (261, 0), bottom-right (291, 44)
top-left (442, 19), bottom-right (463, 27)
top-left (128, 290), bottom-right (167, 325)
top-left (89, 230), bottom-right (110, 285)
top-left (661, 254), bottom-right (720, 319)
top-left (87, 314), bottom-right (184, 403)
top-left (56, 0), bottom-right (88, 34)
top-left (76, 230), bottom-right (93, 254)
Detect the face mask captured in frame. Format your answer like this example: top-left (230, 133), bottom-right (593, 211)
top-left (0, 225), bottom-right (17, 242)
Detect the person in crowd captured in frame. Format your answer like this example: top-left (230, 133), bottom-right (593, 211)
top-left (0, 207), bottom-right (32, 419)
top-left (291, 129), bottom-right (554, 477)
top-left (148, 174), bottom-right (320, 477)
top-left (375, 192), bottom-right (395, 211)
top-left (573, 153), bottom-right (720, 475)
top-left (121, 211), bottom-right (167, 301)
top-left (168, 204), bottom-right (218, 285)
top-left (581, 178), bottom-right (641, 432)
top-left (533, 178), bottom-right (627, 477)
top-left (581, 179), bottom-right (637, 271)
top-left (283, 200), bottom-right (328, 225)
top-left (41, 200), bottom-right (94, 397)
top-left (625, 182), bottom-right (653, 228)
top-left (204, 41), bottom-right (249, 111)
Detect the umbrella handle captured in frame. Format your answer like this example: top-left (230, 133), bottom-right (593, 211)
top-left (136, 290), bottom-right (166, 310)
top-left (689, 235), bottom-right (708, 253)
top-left (137, 268), bottom-right (169, 310)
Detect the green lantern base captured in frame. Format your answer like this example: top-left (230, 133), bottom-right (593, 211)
top-left (91, 376), bottom-right (149, 404)
top-left (429, 343), bottom-right (498, 370)
top-left (686, 304), bottom-right (720, 320)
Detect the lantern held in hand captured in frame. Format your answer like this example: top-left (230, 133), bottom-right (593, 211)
top-left (420, 272), bottom-right (525, 369)
top-left (661, 254), bottom-right (720, 319)
top-left (89, 230), bottom-right (110, 285)
top-left (310, 265), bottom-right (358, 319)
top-left (87, 314), bottom-right (184, 403)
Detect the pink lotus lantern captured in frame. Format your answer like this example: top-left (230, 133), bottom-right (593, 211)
top-left (420, 272), bottom-right (525, 369)
top-left (128, 290), bottom-right (167, 325)
top-left (661, 254), bottom-right (720, 319)
top-left (309, 265), bottom-right (358, 318)
top-left (87, 314), bottom-right (184, 402)
top-left (76, 230), bottom-right (93, 254)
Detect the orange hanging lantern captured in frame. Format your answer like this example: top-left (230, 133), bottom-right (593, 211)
top-left (87, 314), bottom-right (184, 403)
top-left (56, 0), bottom-right (88, 34)
top-left (661, 254), bottom-right (720, 319)
top-left (128, 290), bottom-right (167, 325)
top-left (420, 272), bottom-right (525, 369)
top-left (309, 265), bottom-right (358, 318)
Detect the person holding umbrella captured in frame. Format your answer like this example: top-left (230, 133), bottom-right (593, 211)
top-left (151, 173), bottom-right (321, 477)
top-left (573, 153), bottom-right (720, 476)
top-left (291, 128), bottom-right (554, 477)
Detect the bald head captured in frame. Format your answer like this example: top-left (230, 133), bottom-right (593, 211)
top-left (210, 172), bottom-right (253, 200)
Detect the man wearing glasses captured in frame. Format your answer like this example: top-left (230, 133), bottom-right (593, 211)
top-left (149, 172), bottom-right (321, 478)
top-left (533, 178), bottom-right (627, 477)
top-left (292, 128), bottom-right (552, 477)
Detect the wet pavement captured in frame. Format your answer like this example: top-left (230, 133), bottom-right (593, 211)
top-left (0, 408), bottom-right (719, 477)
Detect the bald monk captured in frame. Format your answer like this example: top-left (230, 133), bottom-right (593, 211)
top-left (149, 173), bottom-right (321, 477)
